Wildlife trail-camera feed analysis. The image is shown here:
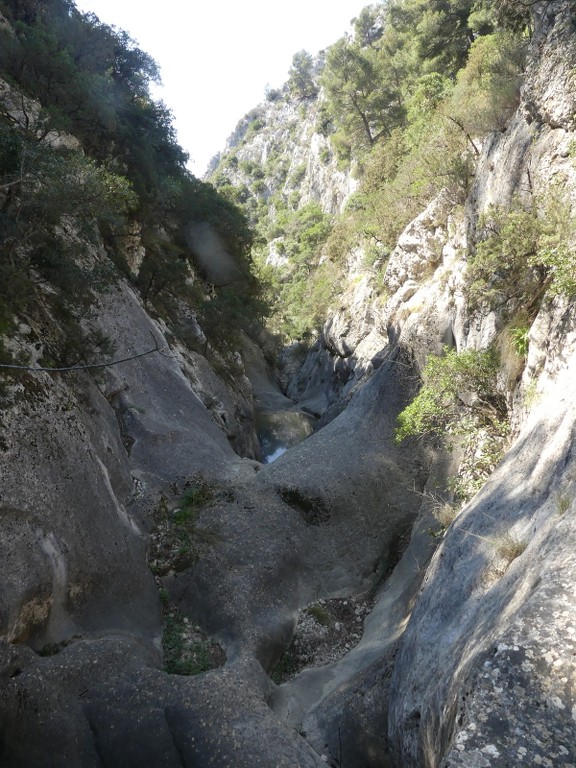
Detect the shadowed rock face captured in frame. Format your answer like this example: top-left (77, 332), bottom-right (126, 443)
top-left (0, 367), bottom-right (160, 648)
top-left (92, 282), bottom-right (260, 503)
top-left (0, 327), bottom-right (427, 767)
top-left (0, 638), bottom-right (327, 768)
top-left (0, 252), bottom-right (430, 768)
top-left (0, 278), bottom-right (261, 646)
top-left (166, 344), bottom-right (427, 663)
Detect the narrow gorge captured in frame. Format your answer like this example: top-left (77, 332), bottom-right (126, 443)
top-left (1, 0), bottom-right (576, 766)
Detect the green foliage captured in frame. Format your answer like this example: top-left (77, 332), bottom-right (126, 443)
top-left (0, 113), bottom-right (136, 365)
top-left (321, 34), bottom-right (404, 152)
top-left (395, 346), bottom-right (505, 442)
top-left (149, 479), bottom-right (219, 577)
top-left (206, 0), bottom-right (535, 350)
top-left (312, 0), bottom-right (525, 215)
top-left (478, 0), bottom-right (534, 34)
top-left (170, 480), bottom-right (214, 532)
top-left (467, 193), bottom-right (576, 313)
top-left (317, 0), bottom-right (507, 166)
top-left (306, 604), bottom-right (333, 626)
top-left (162, 611), bottom-right (223, 676)
top-left (0, 0), bottom-right (272, 391)
top-left (287, 50), bottom-right (318, 100)
top-left (256, 203), bottom-right (337, 340)
top-left (508, 324), bottom-right (530, 357)
top-left (467, 204), bottom-right (541, 308)
top-left (135, 236), bottom-right (191, 304)
top-left (271, 640), bottom-right (299, 684)
top-left (265, 85), bottom-right (283, 102)
top-left (446, 31), bottom-right (526, 136)
top-left (331, 21), bottom-right (526, 285)
top-left (132, 171), bottom-right (266, 348)
top-left (405, 73), bottom-right (452, 147)
top-left (557, 494), bottom-right (571, 515)
top-left (353, 5), bottom-right (384, 47)
top-left (290, 163), bottom-right (307, 187)
top-left (0, 0), bottom-right (188, 197)
top-left (179, 481), bottom-right (214, 514)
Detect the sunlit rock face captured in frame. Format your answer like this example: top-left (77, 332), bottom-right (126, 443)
top-left (386, 2), bottom-right (576, 765)
top-left (209, 92), bottom-right (358, 217)
top-left (389, 299), bottom-right (576, 768)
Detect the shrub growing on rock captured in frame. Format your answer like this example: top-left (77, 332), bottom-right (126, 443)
top-left (395, 345), bottom-right (506, 442)
top-left (467, 192), bottom-right (576, 314)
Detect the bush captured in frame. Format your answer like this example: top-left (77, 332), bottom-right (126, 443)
top-left (395, 346), bottom-right (506, 442)
top-left (257, 203), bottom-right (336, 340)
top-left (162, 610), bottom-right (224, 676)
top-left (446, 31), bottom-right (526, 136)
top-left (467, 192), bottom-right (576, 314)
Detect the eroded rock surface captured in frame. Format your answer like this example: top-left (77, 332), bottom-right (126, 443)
top-left (167, 344), bottom-right (427, 663)
top-left (389, 304), bottom-right (576, 766)
top-left (3, 2), bottom-right (576, 766)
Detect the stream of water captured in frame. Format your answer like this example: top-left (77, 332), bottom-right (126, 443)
top-left (256, 409), bottom-right (315, 463)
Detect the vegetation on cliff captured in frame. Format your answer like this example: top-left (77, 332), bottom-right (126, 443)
top-left (209, 0), bottom-right (539, 342)
top-left (2, 0), bottom-right (574, 418)
top-left (206, 0), bottom-right (575, 509)
top-left (0, 0), bottom-right (265, 374)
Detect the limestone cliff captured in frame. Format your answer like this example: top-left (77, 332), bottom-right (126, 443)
top-left (1, 1), bottom-right (576, 767)
top-left (208, 79), bottom-right (357, 218)
top-left (386, 3), bottom-right (576, 765)
top-left (209, 1), bottom-right (576, 764)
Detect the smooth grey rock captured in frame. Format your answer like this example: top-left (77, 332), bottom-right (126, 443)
top-left (388, 322), bottom-right (576, 766)
top-left (4, 3), bottom-right (576, 766)
top-left (0, 369), bottom-right (159, 647)
top-left (0, 639), bottom-right (326, 768)
top-left (167, 344), bottom-right (427, 672)
top-left (92, 283), bottom-right (259, 513)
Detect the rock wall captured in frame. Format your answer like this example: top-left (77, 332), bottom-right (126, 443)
top-left (389, 300), bottom-right (576, 767)
top-left (0, 277), bottom-right (260, 645)
top-left (209, 91), bottom-right (358, 217)
top-left (385, 2), bottom-right (576, 765)
top-left (268, 3), bottom-right (576, 764)
top-left (2, 1), bottom-right (576, 766)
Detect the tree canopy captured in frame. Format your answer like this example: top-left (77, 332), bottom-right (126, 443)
top-left (0, 0), bottom-right (266, 364)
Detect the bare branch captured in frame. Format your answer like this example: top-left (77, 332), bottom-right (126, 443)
top-left (445, 115), bottom-right (480, 157)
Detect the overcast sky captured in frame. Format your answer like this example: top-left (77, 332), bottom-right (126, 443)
top-left (73, 0), bottom-right (369, 176)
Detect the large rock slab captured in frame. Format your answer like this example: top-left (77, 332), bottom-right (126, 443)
top-left (0, 639), bottom-right (326, 767)
top-left (0, 368), bottom-right (159, 647)
top-left (388, 302), bottom-right (576, 766)
top-left (93, 282), bottom-right (259, 514)
top-left (167, 344), bottom-right (427, 672)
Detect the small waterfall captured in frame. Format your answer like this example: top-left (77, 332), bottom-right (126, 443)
top-left (40, 533), bottom-right (76, 644)
top-left (256, 409), bottom-right (315, 463)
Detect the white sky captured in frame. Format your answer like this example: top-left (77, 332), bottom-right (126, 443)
top-left (73, 0), bottom-right (369, 176)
